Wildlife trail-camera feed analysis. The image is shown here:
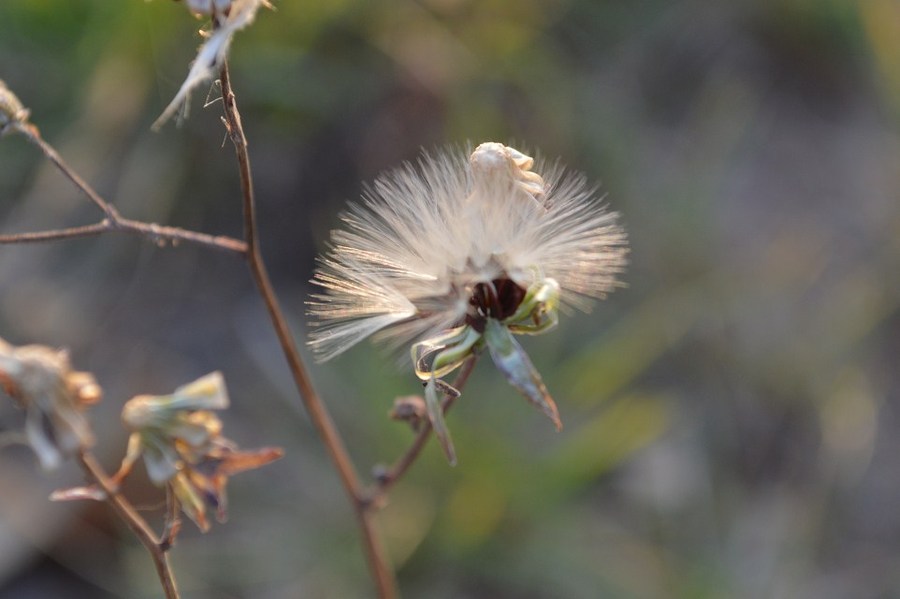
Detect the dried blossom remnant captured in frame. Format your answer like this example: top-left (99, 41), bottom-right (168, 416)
top-left (390, 395), bottom-right (427, 431)
top-left (308, 142), bottom-right (628, 459)
top-left (0, 338), bottom-right (100, 469)
top-left (0, 79), bottom-right (30, 135)
top-left (153, 0), bottom-right (271, 129)
top-left (179, 0), bottom-right (235, 16)
top-left (118, 372), bottom-right (283, 531)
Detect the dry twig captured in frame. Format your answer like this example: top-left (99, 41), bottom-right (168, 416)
top-left (217, 62), bottom-right (398, 598)
top-left (77, 451), bottom-right (181, 599)
top-left (0, 122), bottom-right (246, 254)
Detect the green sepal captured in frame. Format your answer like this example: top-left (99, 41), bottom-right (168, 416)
top-left (412, 326), bottom-right (481, 380)
top-left (425, 375), bottom-right (457, 466)
top-left (483, 318), bottom-right (562, 430)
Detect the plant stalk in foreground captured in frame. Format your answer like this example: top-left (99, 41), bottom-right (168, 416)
top-left (78, 451), bottom-right (181, 599)
top-left (218, 62), bottom-right (398, 599)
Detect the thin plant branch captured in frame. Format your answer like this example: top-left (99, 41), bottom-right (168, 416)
top-left (77, 451), bottom-right (180, 599)
top-left (0, 222), bottom-right (110, 244)
top-left (15, 123), bottom-right (114, 218)
top-left (1, 122), bottom-right (247, 254)
top-left (364, 356), bottom-right (478, 504)
top-left (0, 58), bottom-right (487, 599)
top-left (159, 485), bottom-right (182, 552)
top-left (0, 217), bottom-right (248, 253)
top-left (217, 62), bottom-right (398, 599)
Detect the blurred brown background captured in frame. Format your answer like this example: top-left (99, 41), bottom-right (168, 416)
top-left (1, 0), bottom-right (899, 597)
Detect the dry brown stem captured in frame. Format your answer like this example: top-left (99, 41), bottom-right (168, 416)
top-left (218, 63), bottom-right (398, 598)
top-left (0, 122), bottom-right (246, 254)
top-left (365, 357), bottom-right (478, 505)
top-left (0, 63), bottom-right (485, 599)
top-left (77, 451), bottom-right (180, 599)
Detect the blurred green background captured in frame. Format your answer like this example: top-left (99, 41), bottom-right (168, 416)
top-left (1, 0), bottom-right (899, 597)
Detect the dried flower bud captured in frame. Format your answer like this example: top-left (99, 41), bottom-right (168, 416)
top-left (389, 395), bottom-right (427, 431)
top-left (0, 79), bottom-right (30, 134)
top-left (117, 372), bottom-right (282, 531)
top-left (470, 142), bottom-right (547, 206)
top-left (0, 338), bottom-right (98, 469)
top-left (66, 370), bottom-right (103, 406)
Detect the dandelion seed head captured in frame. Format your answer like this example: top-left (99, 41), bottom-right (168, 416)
top-left (308, 142), bottom-right (628, 362)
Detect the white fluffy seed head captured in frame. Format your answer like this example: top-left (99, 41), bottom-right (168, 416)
top-left (307, 143), bottom-right (628, 362)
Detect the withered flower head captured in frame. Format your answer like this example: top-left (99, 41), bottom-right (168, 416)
top-left (308, 143), bottom-right (628, 463)
top-left (0, 338), bottom-right (100, 470)
top-left (120, 372), bottom-right (282, 532)
top-left (153, 0), bottom-right (271, 129)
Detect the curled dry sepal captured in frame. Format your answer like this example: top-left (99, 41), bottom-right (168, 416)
top-left (0, 338), bottom-right (101, 470)
top-left (54, 372), bottom-right (283, 533)
top-left (153, 0), bottom-right (272, 129)
top-left (308, 142), bottom-right (629, 464)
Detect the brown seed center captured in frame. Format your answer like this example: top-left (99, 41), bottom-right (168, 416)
top-left (465, 278), bottom-right (526, 333)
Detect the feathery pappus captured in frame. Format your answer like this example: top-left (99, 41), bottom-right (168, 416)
top-left (308, 142), bottom-right (628, 463)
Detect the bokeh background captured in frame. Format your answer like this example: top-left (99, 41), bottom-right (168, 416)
top-left (1, 0), bottom-right (899, 597)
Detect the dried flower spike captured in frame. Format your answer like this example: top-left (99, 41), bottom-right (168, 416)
top-left (308, 142), bottom-right (628, 462)
top-left (117, 372), bottom-right (283, 531)
top-left (0, 338), bottom-right (100, 469)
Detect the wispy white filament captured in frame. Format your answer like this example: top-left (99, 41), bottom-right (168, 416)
top-left (308, 143), bottom-right (628, 361)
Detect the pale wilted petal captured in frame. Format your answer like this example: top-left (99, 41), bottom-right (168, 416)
top-left (168, 371), bottom-right (230, 412)
top-left (121, 371), bottom-right (228, 432)
top-left (24, 407), bottom-right (66, 470)
top-left (171, 471), bottom-right (211, 532)
top-left (142, 438), bottom-right (184, 485)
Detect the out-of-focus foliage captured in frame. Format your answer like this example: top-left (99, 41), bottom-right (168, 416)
top-left (1, 0), bottom-right (899, 597)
